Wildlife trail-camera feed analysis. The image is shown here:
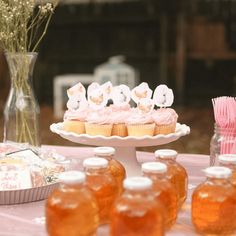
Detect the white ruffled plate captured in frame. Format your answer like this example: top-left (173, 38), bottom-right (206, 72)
top-left (50, 122), bottom-right (190, 147)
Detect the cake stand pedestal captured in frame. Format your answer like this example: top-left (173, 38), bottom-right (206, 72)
top-left (113, 146), bottom-right (139, 175)
top-left (50, 123), bottom-right (190, 176)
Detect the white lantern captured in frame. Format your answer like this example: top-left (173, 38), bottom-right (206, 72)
top-left (94, 55), bottom-right (138, 88)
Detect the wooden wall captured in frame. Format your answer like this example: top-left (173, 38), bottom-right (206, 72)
top-left (1, 0), bottom-right (236, 106)
top-left (34, 1), bottom-right (163, 104)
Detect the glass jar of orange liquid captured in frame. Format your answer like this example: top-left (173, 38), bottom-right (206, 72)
top-left (94, 146), bottom-right (126, 194)
top-left (46, 171), bottom-right (99, 236)
top-left (83, 157), bottom-right (118, 225)
top-left (110, 177), bottom-right (164, 236)
top-left (142, 162), bottom-right (178, 229)
top-left (155, 149), bottom-right (188, 207)
top-left (192, 166), bottom-right (236, 235)
top-left (219, 154), bottom-right (236, 188)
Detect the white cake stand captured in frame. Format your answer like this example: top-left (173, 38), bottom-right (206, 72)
top-left (50, 123), bottom-right (190, 175)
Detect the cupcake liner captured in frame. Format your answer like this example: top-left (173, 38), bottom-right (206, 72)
top-left (127, 123), bottom-right (155, 137)
top-left (85, 123), bottom-right (113, 137)
top-left (63, 120), bottom-right (85, 134)
top-left (111, 123), bottom-right (128, 137)
top-left (154, 123), bottom-right (176, 135)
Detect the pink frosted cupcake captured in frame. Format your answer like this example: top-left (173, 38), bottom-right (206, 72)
top-left (109, 110), bottom-right (131, 137)
top-left (110, 85), bottom-right (131, 136)
top-left (63, 83), bottom-right (88, 134)
top-left (126, 113), bottom-right (155, 136)
top-left (152, 84), bottom-right (177, 135)
top-left (152, 108), bottom-right (178, 135)
top-left (85, 83), bottom-right (113, 136)
top-left (63, 105), bottom-right (89, 134)
top-left (85, 108), bottom-right (113, 136)
top-left (126, 98), bottom-right (155, 137)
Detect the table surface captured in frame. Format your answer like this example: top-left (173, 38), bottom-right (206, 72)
top-left (0, 146), bottom-right (209, 236)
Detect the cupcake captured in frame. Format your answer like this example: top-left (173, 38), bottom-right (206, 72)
top-left (110, 85), bottom-right (131, 136)
top-left (152, 108), bottom-right (178, 135)
top-left (126, 98), bottom-right (155, 136)
top-left (63, 105), bottom-right (89, 134)
top-left (85, 85), bottom-right (112, 136)
top-left (85, 109), bottom-right (113, 136)
top-left (152, 84), bottom-right (177, 135)
top-left (63, 91), bottom-right (89, 134)
top-left (109, 110), bottom-right (130, 137)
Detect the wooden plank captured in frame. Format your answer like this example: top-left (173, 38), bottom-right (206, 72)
top-left (176, 13), bottom-right (186, 104)
top-left (159, 13), bottom-right (168, 84)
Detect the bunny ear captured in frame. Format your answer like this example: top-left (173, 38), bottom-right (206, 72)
top-left (67, 82), bottom-right (86, 99)
top-left (153, 84), bottom-right (174, 107)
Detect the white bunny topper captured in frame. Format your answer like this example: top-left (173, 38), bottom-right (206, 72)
top-left (153, 84), bottom-right (174, 107)
top-left (131, 82), bottom-right (153, 104)
top-left (66, 82), bottom-right (87, 111)
top-left (137, 98), bottom-right (154, 114)
top-left (101, 81), bottom-right (113, 99)
top-left (88, 86), bottom-right (108, 110)
top-left (66, 95), bottom-right (88, 111)
top-left (87, 82), bottom-right (100, 95)
top-left (67, 82), bottom-right (86, 100)
top-left (111, 84), bottom-right (131, 106)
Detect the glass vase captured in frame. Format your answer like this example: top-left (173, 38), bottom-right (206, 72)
top-left (3, 52), bottom-right (40, 146)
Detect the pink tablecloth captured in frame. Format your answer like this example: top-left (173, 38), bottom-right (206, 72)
top-left (0, 146), bottom-right (209, 236)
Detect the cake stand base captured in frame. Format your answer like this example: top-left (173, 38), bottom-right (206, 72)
top-left (113, 146), bottom-right (141, 176)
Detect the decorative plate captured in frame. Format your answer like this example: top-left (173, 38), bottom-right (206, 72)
top-left (50, 122), bottom-right (190, 147)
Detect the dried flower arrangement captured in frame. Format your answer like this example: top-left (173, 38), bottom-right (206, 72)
top-left (0, 0), bottom-right (58, 52)
top-left (0, 0), bottom-right (59, 146)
